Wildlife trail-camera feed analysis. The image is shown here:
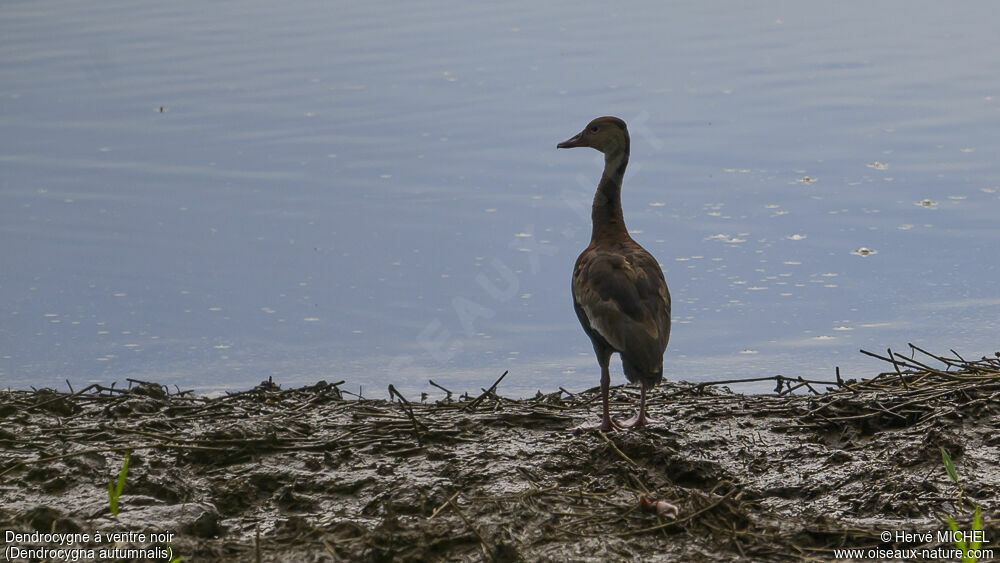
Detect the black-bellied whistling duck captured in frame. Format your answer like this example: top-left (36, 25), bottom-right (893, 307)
top-left (557, 116), bottom-right (671, 431)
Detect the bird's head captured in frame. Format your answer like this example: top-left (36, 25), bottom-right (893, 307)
top-left (557, 116), bottom-right (629, 155)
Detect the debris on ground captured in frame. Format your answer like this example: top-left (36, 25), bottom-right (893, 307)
top-left (1, 346), bottom-right (998, 561)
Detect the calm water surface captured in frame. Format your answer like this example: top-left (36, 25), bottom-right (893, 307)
top-left (2, 2), bottom-right (999, 396)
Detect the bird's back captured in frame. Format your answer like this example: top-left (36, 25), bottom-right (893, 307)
top-left (572, 237), bottom-right (671, 386)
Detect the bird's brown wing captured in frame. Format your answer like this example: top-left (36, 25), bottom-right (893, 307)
top-left (573, 241), bottom-right (671, 371)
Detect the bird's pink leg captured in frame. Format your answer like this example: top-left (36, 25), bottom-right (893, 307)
top-left (622, 385), bottom-right (658, 428)
top-left (571, 362), bottom-right (622, 432)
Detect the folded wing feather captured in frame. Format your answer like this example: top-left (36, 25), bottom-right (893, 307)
top-left (573, 243), bottom-right (670, 372)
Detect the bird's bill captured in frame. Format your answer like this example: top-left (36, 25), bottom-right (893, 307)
top-left (557, 130), bottom-right (587, 149)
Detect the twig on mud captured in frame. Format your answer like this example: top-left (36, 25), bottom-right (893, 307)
top-left (802, 347), bottom-right (1000, 431)
top-left (777, 381), bottom-right (803, 396)
top-left (892, 352), bottom-right (964, 380)
top-left (597, 430), bottom-right (638, 468)
top-left (428, 380), bottom-right (453, 399)
top-left (255, 522), bottom-right (262, 563)
top-left (462, 370), bottom-right (508, 411)
top-left (691, 375), bottom-right (840, 395)
top-left (446, 496), bottom-right (491, 558)
top-left (796, 377), bottom-right (821, 395)
top-left (909, 343), bottom-right (964, 370)
top-left (429, 491), bottom-right (462, 519)
top-left (388, 384), bottom-right (425, 446)
top-left (27, 384), bottom-right (99, 411)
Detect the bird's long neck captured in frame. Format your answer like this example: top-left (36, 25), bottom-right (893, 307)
top-left (591, 141), bottom-right (630, 244)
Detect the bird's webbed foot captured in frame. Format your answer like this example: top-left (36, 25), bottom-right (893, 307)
top-left (620, 411), bottom-right (658, 429)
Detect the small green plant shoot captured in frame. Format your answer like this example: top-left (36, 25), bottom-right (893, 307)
top-left (108, 450), bottom-right (130, 517)
top-left (946, 506), bottom-right (982, 563)
top-left (940, 447), bottom-right (982, 563)
top-left (942, 447), bottom-right (959, 484)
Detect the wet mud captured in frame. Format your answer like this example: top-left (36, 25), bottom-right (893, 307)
top-left (1, 348), bottom-right (998, 561)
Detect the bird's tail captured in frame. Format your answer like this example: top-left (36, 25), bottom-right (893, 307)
top-left (622, 357), bottom-right (664, 389)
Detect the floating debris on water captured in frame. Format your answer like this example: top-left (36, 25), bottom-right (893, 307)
top-left (706, 234), bottom-right (746, 243)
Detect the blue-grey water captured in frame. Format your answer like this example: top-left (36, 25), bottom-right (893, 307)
top-left (2, 1), bottom-right (999, 396)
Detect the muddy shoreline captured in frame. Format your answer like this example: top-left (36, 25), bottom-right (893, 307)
top-left (1, 348), bottom-right (998, 561)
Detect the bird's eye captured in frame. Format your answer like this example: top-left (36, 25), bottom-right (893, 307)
top-left (589, 125), bottom-right (599, 133)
